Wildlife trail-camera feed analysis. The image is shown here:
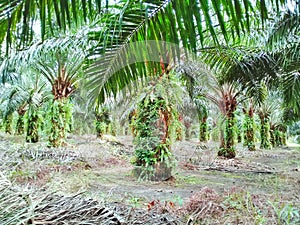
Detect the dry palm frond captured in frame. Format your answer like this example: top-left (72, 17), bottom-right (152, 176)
top-left (0, 175), bottom-right (121, 225)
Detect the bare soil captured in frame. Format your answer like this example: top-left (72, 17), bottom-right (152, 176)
top-left (62, 135), bottom-right (300, 202)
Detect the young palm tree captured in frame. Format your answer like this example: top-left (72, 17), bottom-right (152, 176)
top-left (268, 93), bottom-right (287, 147)
top-left (0, 84), bottom-right (16, 134)
top-left (257, 104), bottom-right (273, 149)
top-left (214, 83), bottom-right (241, 158)
top-left (24, 76), bottom-right (49, 143)
top-left (1, 0), bottom-right (294, 154)
top-left (255, 90), bottom-right (287, 149)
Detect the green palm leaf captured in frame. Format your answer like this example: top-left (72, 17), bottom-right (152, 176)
top-left (85, 0), bottom-right (284, 105)
top-left (282, 72), bottom-right (300, 111)
top-left (0, 0), bottom-right (105, 49)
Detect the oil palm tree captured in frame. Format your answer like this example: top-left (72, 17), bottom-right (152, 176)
top-left (94, 105), bottom-right (111, 139)
top-left (0, 71), bottom-right (50, 142)
top-left (31, 39), bottom-right (86, 147)
top-left (2, 37), bottom-right (88, 146)
top-left (131, 73), bottom-right (185, 180)
top-left (257, 104), bottom-right (273, 149)
top-left (267, 92), bottom-right (287, 147)
top-left (180, 42), bottom-right (277, 157)
top-left (0, 0), bottom-right (294, 153)
top-left (211, 82), bottom-right (241, 158)
top-left (0, 83), bottom-right (17, 134)
top-left (24, 75), bottom-right (50, 143)
top-left (180, 61), bottom-right (242, 158)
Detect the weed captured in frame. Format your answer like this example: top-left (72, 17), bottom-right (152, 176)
top-left (269, 201), bottom-right (300, 224)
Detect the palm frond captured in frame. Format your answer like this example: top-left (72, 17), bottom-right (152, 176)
top-left (265, 5), bottom-right (300, 76)
top-left (266, 7), bottom-right (300, 51)
top-left (200, 46), bottom-right (278, 84)
top-left (256, 90), bottom-right (284, 125)
top-left (85, 0), bottom-right (285, 105)
top-left (0, 0), bottom-right (107, 51)
top-left (281, 72), bottom-right (300, 112)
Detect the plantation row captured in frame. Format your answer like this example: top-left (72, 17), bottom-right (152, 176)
top-left (0, 1), bottom-right (300, 180)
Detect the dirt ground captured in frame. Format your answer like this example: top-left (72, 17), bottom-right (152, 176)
top-left (1, 133), bottom-right (300, 224)
top-left (68, 135), bottom-right (300, 203)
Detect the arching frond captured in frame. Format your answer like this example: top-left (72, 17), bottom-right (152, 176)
top-left (0, 0), bottom-right (107, 52)
top-left (266, 7), bottom-right (300, 51)
top-left (281, 72), bottom-right (300, 112)
top-left (84, 0), bottom-right (286, 105)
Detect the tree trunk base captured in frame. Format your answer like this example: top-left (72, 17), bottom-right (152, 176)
top-left (218, 147), bottom-right (236, 159)
top-left (133, 162), bottom-right (172, 181)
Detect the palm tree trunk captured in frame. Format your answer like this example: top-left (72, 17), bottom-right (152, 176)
top-left (225, 115), bottom-right (235, 147)
top-left (259, 116), bottom-right (272, 149)
top-left (133, 96), bottom-right (173, 181)
top-left (270, 125), bottom-right (276, 147)
top-left (4, 114), bottom-right (13, 134)
top-left (280, 124), bottom-right (287, 146)
top-left (243, 110), bottom-right (256, 151)
top-left (199, 116), bottom-right (208, 142)
top-left (272, 125), bottom-right (286, 147)
top-left (16, 107), bottom-right (26, 135)
top-left (26, 110), bottom-right (39, 143)
top-left (48, 98), bottom-right (72, 147)
top-left (16, 115), bottom-right (25, 135)
top-left (184, 118), bottom-right (192, 141)
top-left (275, 129), bottom-right (282, 146)
top-left (95, 121), bottom-right (107, 139)
top-left (218, 113), bottom-right (236, 158)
